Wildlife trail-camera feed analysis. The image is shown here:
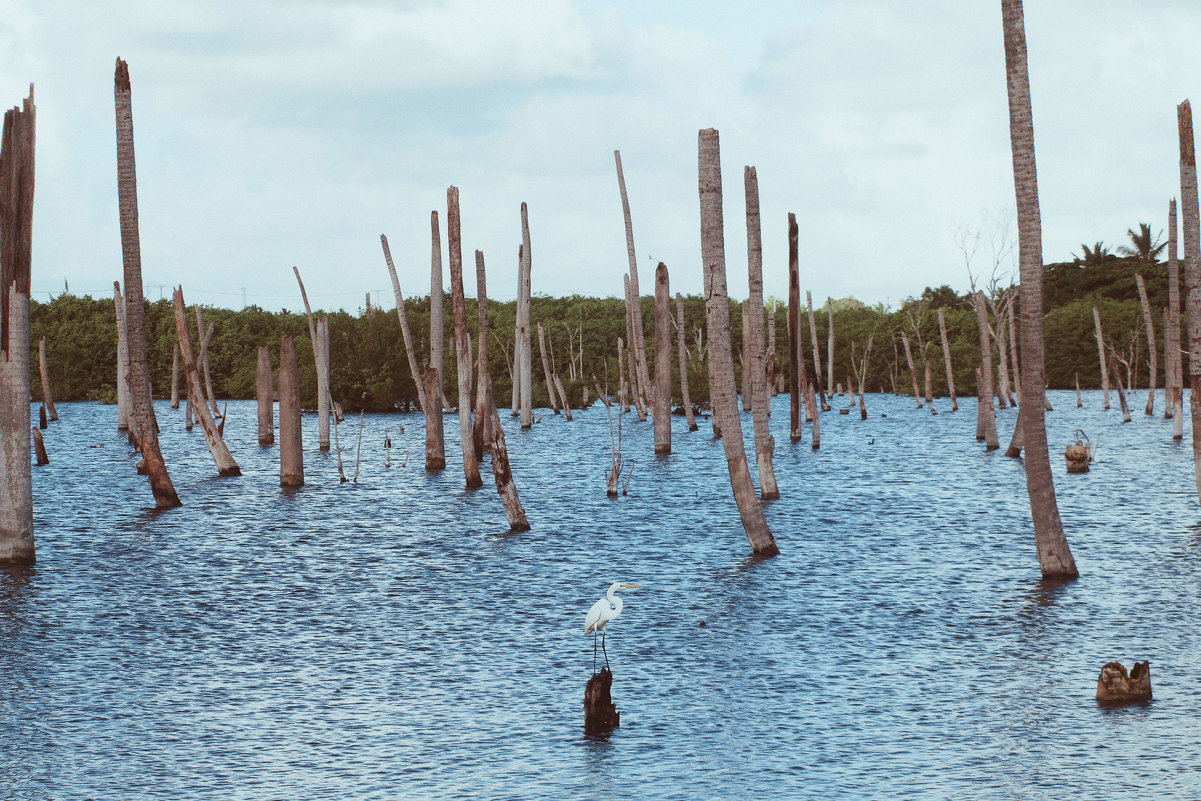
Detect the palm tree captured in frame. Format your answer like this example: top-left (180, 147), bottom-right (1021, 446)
top-left (1001, 0), bottom-right (1077, 578)
top-left (1117, 223), bottom-right (1167, 264)
top-left (1072, 241), bottom-right (1117, 267)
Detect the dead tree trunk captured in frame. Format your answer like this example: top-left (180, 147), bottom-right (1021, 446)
top-left (170, 342), bottom-right (180, 409)
top-left (1007, 303), bottom-right (1022, 399)
top-left (787, 213), bottom-right (802, 442)
top-left (293, 266), bottom-right (330, 449)
top-left (172, 288), bottom-right (240, 476)
top-left (675, 294), bottom-right (698, 431)
top-left (807, 291), bottom-right (828, 410)
top-left (487, 380), bottom-right (530, 532)
top-left (938, 308), bottom-right (957, 410)
top-left (699, 128), bottom-right (778, 557)
top-left (744, 166), bottom-right (778, 497)
top-left (430, 210), bottom-right (449, 411)
top-left (114, 60), bottom-right (180, 508)
top-left (974, 291), bottom-right (999, 449)
top-left (448, 186), bottom-right (482, 488)
top-left (512, 246), bottom-right (522, 418)
top-left (1178, 100), bottom-right (1201, 504)
top-left (32, 427), bottom-right (47, 465)
top-left (1135, 273), bottom-right (1157, 415)
top-left (37, 337), bottom-right (56, 420)
top-left (740, 302), bottom-right (752, 412)
top-left (538, 323), bottom-right (559, 414)
top-left (381, 234), bottom-right (426, 414)
top-left (1109, 351), bottom-right (1132, 423)
top-left (554, 374), bottom-right (573, 421)
top-left (618, 336), bottom-right (629, 414)
top-left (1169, 199), bottom-right (1184, 433)
top-left (194, 306), bottom-right (220, 417)
top-left (257, 345), bottom-right (274, 446)
top-left (473, 250), bottom-right (491, 459)
top-left (0, 87), bottom-right (36, 564)
top-left (584, 667), bottom-right (620, 733)
top-left (1093, 307), bottom-right (1110, 408)
top-left (924, 361), bottom-right (934, 406)
top-left (826, 299), bottom-right (835, 396)
top-left (278, 335), bottom-right (303, 486)
top-left (113, 282), bottom-right (131, 431)
top-left (653, 262), bottom-right (671, 453)
top-left (615, 150), bottom-right (652, 415)
top-left (901, 331), bottom-right (922, 408)
top-left (519, 206), bottom-right (534, 429)
top-left (767, 301), bottom-right (778, 396)
top-left (423, 367), bottom-right (446, 471)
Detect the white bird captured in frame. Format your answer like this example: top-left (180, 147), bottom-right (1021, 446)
top-left (584, 582), bottom-right (639, 673)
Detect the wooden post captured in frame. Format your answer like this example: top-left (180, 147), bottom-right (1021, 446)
top-left (381, 234), bottom-right (426, 413)
top-left (473, 249), bottom-right (491, 459)
top-left (114, 61), bottom-right (180, 509)
top-left (1178, 99), bottom-right (1201, 503)
top-left (448, 186), bottom-right (482, 489)
top-left (257, 345), bottom-right (274, 446)
top-left (430, 210), bottom-right (449, 411)
top-left (676, 293), bottom-right (698, 431)
top-left (699, 128), bottom-right (778, 557)
top-left (653, 262), bottom-right (671, 454)
top-left (422, 368), bottom-right (446, 471)
top-left (787, 213), bottom-right (802, 442)
top-left (744, 167), bottom-right (778, 497)
top-left (614, 150), bottom-right (652, 416)
top-left (538, 323), bottom-right (559, 414)
top-left (1092, 306), bottom-right (1110, 409)
top-left (172, 288), bottom-right (240, 476)
top-left (974, 291), bottom-right (998, 449)
top-left (0, 87), bottom-right (36, 564)
top-left (1136, 274), bottom-right (1157, 415)
top-left (938, 308), bottom-right (957, 410)
top-left (519, 204), bottom-right (534, 429)
top-left (37, 337), bottom-right (56, 421)
top-left (293, 266), bottom-right (330, 450)
top-left (488, 381), bottom-right (530, 532)
top-left (278, 335), bottom-right (303, 487)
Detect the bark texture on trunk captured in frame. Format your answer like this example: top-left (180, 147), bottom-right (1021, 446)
top-left (172, 289), bottom-right (240, 476)
top-left (422, 367), bottom-right (446, 471)
top-left (1110, 352), bottom-right (1132, 423)
top-left (744, 167), bottom-right (778, 498)
top-left (114, 60), bottom-right (180, 508)
top-left (787, 213), bottom-right (802, 442)
top-left (448, 186), bottom-right (482, 489)
top-left (194, 306), bottom-right (220, 417)
top-left (698, 129), bottom-right (778, 557)
top-left (806, 291), bottom-right (827, 410)
top-left (1136, 273), bottom-right (1157, 415)
top-left (615, 150), bottom-right (652, 414)
top-left (257, 345), bottom-right (274, 446)
top-left (113, 282), bottom-right (131, 430)
top-left (519, 203), bottom-right (534, 429)
top-left (1169, 199), bottom-right (1184, 433)
top-left (1092, 306), bottom-right (1109, 408)
top-left (487, 381), bottom-right (530, 532)
top-left (381, 233), bottom-right (425, 413)
top-left (1002, 0), bottom-right (1077, 578)
top-left (37, 337), bottom-right (56, 420)
top-left (827, 299), bottom-right (835, 396)
top-left (1179, 100), bottom-right (1201, 504)
top-left (278, 335), bottom-right (303, 486)
top-left (623, 274), bottom-right (646, 421)
top-left (675, 293), bottom-right (699, 431)
top-left (974, 291), bottom-right (999, 450)
top-left (430, 210), bottom-right (448, 411)
top-left (170, 341), bottom-right (180, 409)
top-left (653, 262), bottom-right (671, 454)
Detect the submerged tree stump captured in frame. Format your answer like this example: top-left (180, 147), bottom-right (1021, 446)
top-left (1096, 660), bottom-right (1151, 703)
top-left (1065, 430), bottom-right (1091, 473)
top-left (32, 427), bottom-right (48, 465)
top-left (584, 668), bottom-right (620, 733)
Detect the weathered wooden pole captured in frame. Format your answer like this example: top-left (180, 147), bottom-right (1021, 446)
top-left (1163, 306), bottom-right (1175, 419)
top-left (1002, 0), bottom-right (1077, 577)
top-left (473, 249), bottom-right (491, 458)
top-left (170, 341), bottom-right (180, 409)
top-left (37, 337), bottom-right (56, 421)
top-left (675, 293), bottom-right (698, 431)
top-left (974, 291), bottom-right (999, 449)
top-left (519, 204), bottom-right (534, 429)
top-left (1092, 306), bottom-right (1110, 409)
top-left (901, 331), bottom-right (922, 408)
top-left (422, 367), bottom-right (446, 471)
top-left (938, 307), bottom-right (957, 410)
top-left (172, 288), bottom-right (240, 476)
top-left (744, 166), bottom-right (778, 497)
top-left (278, 336), bottom-right (303, 486)
top-left (653, 262), bottom-right (671, 453)
top-left (257, 345), bottom-right (274, 446)
top-left (0, 87), bottom-right (36, 564)
top-left (699, 128), bottom-right (778, 557)
top-left (1136, 274), bottom-right (1157, 415)
top-left (538, 323), bottom-right (559, 414)
top-left (114, 60), bottom-right (180, 508)
top-left (430, 210), bottom-right (449, 411)
top-left (487, 381), bottom-right (530, 533)
top-left (1179, 99), bottom-right (1201, 503)
top-left (614, 150), bottom-right (653, 414)
top-left (787, 213), bottom-right (802, 442)
top-left (448, 186), bottom-right (482, 489)
top-left (381, 234), bottom-right (426, 413)
top-left (293, 266), bottom-right (330, 450)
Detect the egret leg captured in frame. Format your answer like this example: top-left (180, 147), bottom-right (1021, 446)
top-left (592, 632), bottom-right (598, 674)
top-left (601, 630), bottom-right (610, 671)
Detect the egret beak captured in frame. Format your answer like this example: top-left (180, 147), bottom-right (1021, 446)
top-left (621, 584), bottom-right (641, 589)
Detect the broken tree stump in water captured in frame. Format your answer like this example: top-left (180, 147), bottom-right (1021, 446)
top-left (1096, 660), bottom-right (1151, 703)
top-left (1065, 430), bottom-right (1091, 474)
top-left (584, 668), bottom-right (620, 733)
top-left (32, 427), bottom-right (48, 465)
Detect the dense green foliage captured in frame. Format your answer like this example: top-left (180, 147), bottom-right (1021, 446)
top-left (29, 256), bottom-right (1178, 412)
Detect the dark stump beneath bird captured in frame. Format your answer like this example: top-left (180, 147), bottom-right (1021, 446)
top-left (584, 668), bottom-right (620, 733)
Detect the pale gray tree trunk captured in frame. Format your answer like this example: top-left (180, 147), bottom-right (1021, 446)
top-left (113, 281), bottom-right (131, 430)
top-left (740, 302), bottom-right (752, 412)
top-left (994, 303), bottom-right (1013, 405)
top-left (381, 234), bottom-right (426, 413)
top-left (618, 336), bottom-right (629, 414)
top-left (675, 293), bottom-right (698, 431)
top-left (114, 60), bottom-right (180, 508)
top-left (787, 214), bottom-right (802, 441)
top-left (974, 291), bottom-right (998, 449)
top-left (37, 337), bottom-right (56, 420)
top-left (512, 246), bottom-right (522, 417)
top-left (698, 129), bottom-right (778, 556)
top-left (317, 316), bottom-right (330, 448)
top-left (807, 291), bottom-right (828, 410)
top-left (448, 186), bottom-right (482, 488)
top-left (615, 150), bottom-right (652, 412)
top-left (1109, 351), bottom-right (1132, 423)
top-left (257, 345), bottom-right (274, 446)
top-left (430, 210), bottom-right (448, 411)
top-left (1002, 0), bottom-right (1077, 577)
top-left (1136, 273), bottom-right (1157, 415)
top-left (653, 262), bottom-right (671, 453)
top-left (744, 167), bottom-right (777, 497)
top-left (1092, 306), bottom-right (1110, 409)
top-left (938, 307), bottom-right (958, 410)
top-left (473, 249), bottom-right (491, 459)
top-left (1007, 303), bottom-right (1021, 398)
top-left (194, 306), bottom-right (220, 417)
top-left (278, 335), bottom-right (303, 486)
top-left (767, 301), bottom-right (778, 396)
top-left (519, 204), bottom-right (534, 429)
top-left (172, 288), bottom-right (240, 476)
top-left (553, 374), bottom-right (573, 421)
top-left (292, 266), bottom-right (330, 450)
top-left (623, 274), bottom-right (647, 421)
top-left (1178, 100), bottom-right (1201, 503)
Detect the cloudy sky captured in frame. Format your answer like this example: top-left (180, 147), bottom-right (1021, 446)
top-left (2, 0), bottom-right (1198, 312)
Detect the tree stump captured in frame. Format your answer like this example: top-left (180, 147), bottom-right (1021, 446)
top-left (1065, 430), bottom-right (1091, 473)
top-left (584, 668), bottom-right (620, 733)
top-left (1096, 660), bottom-right (1151, 703)
top-left (32, 427), bottom-right (48, 465)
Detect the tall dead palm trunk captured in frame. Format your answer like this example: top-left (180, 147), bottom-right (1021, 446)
top-left (1136, 274), bottom-right (1157, 415)
top-left (430, 210), bottom-right (448, 411)
top-left (1168, 199), bottom-right (1184, 434)
top-left (938, 308), bottom-right (958, 410)
top-left (974, 291), bottom-right (999, 449)
top-left (1092, 307), bottom-right (1110, 408)
top-left (744, 167), bottom-right (778, 498)
top-left (653, 262), bottom-right (671, 454)
top-left (172, 288), bottom-right (240, 476)
top-left (826, 299), bottom-right (834, 395)
top-left (0, 88), bottom-right (36, 564)
top-left (447, 186), bottom-right (482, 489)
top-left (698, 129), bottom-right (778, 557)
top-left (1178, 100), bottom-right (1201, 504)
top-left (114, 59), bottom-right (180, 508)
top-left (519, 203), bottom-right (533, 429)
top-left (381, 234), bottom-right (425, 414)
top-left (675, 292), bottom-right (698, 431)
top-left (623, 274), bottom-right (647, 421)
top-left (170, 342), bottom-right (180, 409)
top-left (473, 249), bottom-right (491, 458)
top-left (787, 213), bottom-right (802, 442)
top-left (1002, 0), bottom-right (1077, 578)
top-left (615, 150), bottom-right (652, 412)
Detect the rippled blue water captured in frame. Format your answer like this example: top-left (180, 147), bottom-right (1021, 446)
top-left (3, 390), bottom-right (1200, 799)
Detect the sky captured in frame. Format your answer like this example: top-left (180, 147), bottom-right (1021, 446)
top-left (2, 0), bottom-right (1198, 313)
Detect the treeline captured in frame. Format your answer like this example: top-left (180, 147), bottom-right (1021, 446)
top-left (29, 256), bottom-right (1177, 412)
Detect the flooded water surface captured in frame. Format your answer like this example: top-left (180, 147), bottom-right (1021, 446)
top-left (3, 391), bottom-right (1200, 799)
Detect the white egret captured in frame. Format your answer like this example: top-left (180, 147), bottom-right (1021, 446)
top-left (584, 582), bottom-right (639, 672)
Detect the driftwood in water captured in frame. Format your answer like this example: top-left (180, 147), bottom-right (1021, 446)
top-left (447, 186), bottom-right (482, 489)
top-left (381, 234), bottom-right (426, 414)
top-left (519, 205), bottom-right (534, 429)
top-left (278, 337), bottom-right (303, 487)
top-left (487, 381), bottom-right (530, 532)
top-left (675, 294), bottom-right (698, 431)
top-left (113, 282), bottom-right (131, 431)
top-left (32, 427), bottom-right (47, 465)
top-left (422, 368), bottom-right (446, 471)
top-left (1092, 306), bottom-right (1110, 409)
top-left (615, 150), bottom-right (652, 417)
top-left (257, 345), bottom-right (274, 446)
top-left (293, 266), bottom-right (331, 450)
top-left (538, 323), bottom-right (559, 414)
top-left (115, 61), bottom-right (180, 509)
top-left (787, 213), bottom-right (802, 441)
top-left (744, 168), bottom-right (777, 497)
top-left (699, 128), bottom-right (778, 557)
top-left (37, 337), bottom-right (56, 421)
top-left (170, 342), bottom-right (180, 409)
top-left (584, 667), bottom-right (620, 733)
top-left (1096, 661), bottom-right (1151, 703)
top-left (172, 288), bottom-right (240, 476)
top-left (653, 262), bottom-right (671, 454)
top-left (973, 292), bottom-right (998, 449)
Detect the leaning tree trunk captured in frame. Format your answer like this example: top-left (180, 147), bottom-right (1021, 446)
top-left (114, 59), bottom-right (180, 508)
top-left (1136, 273), bottom-right (1157, 415)
top-left (1002, 0), bottom-right (1077, 578)
top-left (653, 262), bottom-right (671, 454)
top-left (519, 203), bottom-right (534, 429)
top-left (1092, 306), bottom-right (1110, 409)
top-left (172, 289), bottom-right (240, 476)
top-left (278, 335), bottom-right (303, 487)
top-left (381, 234), bottom-right (426, 414)
top-left (447, 186), bottom-right (482, 489)
top-left (487, 380), bottom-right (530, 533)
top-left (293, 266), bottom-right (330, 450)
top-left (1110, 351), bottom-right (1132, 423)
top-left (675, 293), bottom-right (699, 431)
top-left (0, 88), bottom-right (36, 565)
top-left (698, 128), bottom-right (778, 557)
top-left (1178, 100), bottom-right (1201, 505)
top-left (615, 150), bottom-right (653, 415)
top-left (194, 306), bottom-right (220, 417)
top-left (787, 213), bottom-right (802, 442)
top-left (938, 307), bottom-right (958, 410)
top-left (623, 274), bottom-right (647, 421)
top-left (257, 345), bottom-right (274, 446)
top-left (37, 336), bottom-right (56, 420)
top-left (473, 249), bottom-right (491, 459)
top-left (744, 166), bottom-right (778, 498)
top-left (113, 282), bottom-right (131, 431)
top-left (901, 331), bottom-right (922, 408)
top-left (1169, 198), bottom-right (1184, 433)
top-left (538, 323), bottom-right (559, 414)
top-left (807, 291), bottom-right (828, 410)
top-left (974, 291), bottom-right (999, 450)
top-left (430, 210), bottom-right (449, 411)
